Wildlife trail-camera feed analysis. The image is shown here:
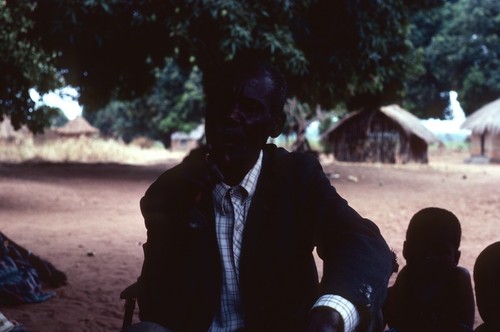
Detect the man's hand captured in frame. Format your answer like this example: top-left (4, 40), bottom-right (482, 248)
top-left (306, 307), bottom-right (343, 332)
top-left (180, 145), bottom-right (224, 204)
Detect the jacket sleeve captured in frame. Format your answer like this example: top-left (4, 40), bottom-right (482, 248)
top-left (135, 165), bottom-right (193, 329)
top-left (135, 159), bottom-right (219, 331)
top-left (297, 153), bottom-right (394, 330)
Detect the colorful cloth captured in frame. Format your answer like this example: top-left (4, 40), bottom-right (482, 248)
top-left (0, 233), bottom-right (55, 305)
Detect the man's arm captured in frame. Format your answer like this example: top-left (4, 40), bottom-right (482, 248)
top-left (309, 295), bottom-right (360, 332)
top-left (136, 146), bottom-right (223, 328)
top-left (298, 153), bottom-right (394, 330)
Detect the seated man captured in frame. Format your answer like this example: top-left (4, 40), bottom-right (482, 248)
top-left (383, 207), bottom-right (475, 332)
top-left (132, 57), bottom-right (393, 332)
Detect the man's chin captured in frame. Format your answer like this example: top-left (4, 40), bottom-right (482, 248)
top-left (219, 149), bottom-right (248, 166)
top-left (211, 143), bottom-right (242, 157)
top-left (214, 146), bottom-right (259, 167)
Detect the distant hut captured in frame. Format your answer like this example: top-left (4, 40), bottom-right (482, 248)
top-left (322, 104), bottom-right (440, 163)
top-left (53, 116), bottom-right (99, 138)
top-left (461, 97), bottom-right (500, 163)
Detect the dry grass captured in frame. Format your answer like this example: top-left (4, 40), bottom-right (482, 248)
top-left (0, 134), bottom-right (473, 167)
top-left (0, 136), bottom-right (187, 165)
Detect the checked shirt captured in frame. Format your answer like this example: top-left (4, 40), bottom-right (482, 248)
top-left (208, 151), bottom-right (359, 331)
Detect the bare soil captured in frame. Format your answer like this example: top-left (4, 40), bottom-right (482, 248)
top-left (1, 149), bottom-right (498, 331)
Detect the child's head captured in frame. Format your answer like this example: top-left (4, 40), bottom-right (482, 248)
top-left (474, 241), bottom-right (500, 326)
top-left (403, 207), bottom-right (461, 275)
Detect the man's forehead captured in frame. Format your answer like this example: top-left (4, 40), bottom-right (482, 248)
top-left (232, 71), bottom-right (275, 98)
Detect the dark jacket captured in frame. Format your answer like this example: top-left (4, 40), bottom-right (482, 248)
top-left (136, 144), bottom-right (393, 331)
top-left (475, 323), bottom-right (500, 332)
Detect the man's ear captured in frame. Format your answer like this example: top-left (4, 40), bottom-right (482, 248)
top-left (270, 113), bottom-right (286, 138)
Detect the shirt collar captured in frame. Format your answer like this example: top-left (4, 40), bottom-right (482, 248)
top-left (238, 150), bottom-right (263, 199)
top-left (213, 150), bottom-right (263, 210)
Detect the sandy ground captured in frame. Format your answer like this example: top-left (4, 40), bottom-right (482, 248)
top-left (1, 149), bottom-right (499, 331)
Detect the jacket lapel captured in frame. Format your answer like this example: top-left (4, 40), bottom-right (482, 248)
top-left (238, 148), bottom-right (282, 293)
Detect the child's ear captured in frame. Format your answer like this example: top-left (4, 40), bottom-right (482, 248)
top-left (454, 250), bottom-right (461, 266)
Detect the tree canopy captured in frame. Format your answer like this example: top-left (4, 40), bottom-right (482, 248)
top-left (404, 0), bottom-right (500, 117)
top-left (2, 0), bottom-right (446, 133)
top-left (429, 0), bottom-right (500, 114)
top-left (89, 58), bottom-right (204, 147)
top-left (0, 1), bottom-right (61, 132)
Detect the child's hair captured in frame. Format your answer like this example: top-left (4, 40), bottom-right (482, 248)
top-left (405, 207), bottom-right (461, 250)
top-left (474, 241), bottom-right (500, 324)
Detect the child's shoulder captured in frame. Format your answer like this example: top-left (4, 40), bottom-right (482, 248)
top-left (452, 266), bottom-right (472, 285)
top-left (390, 265), bottom-right (471, 291)
top-left (453, 266), bottom-right (471, 278)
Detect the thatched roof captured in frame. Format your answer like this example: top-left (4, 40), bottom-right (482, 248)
top-left (380, 104), bottom-right (440, 144)
top-left (461, 97), bottom-right (500, 135)
top-left (323, 104), bottom-right (440, 144)
top-left (54, 116), bottom-right (99, 136)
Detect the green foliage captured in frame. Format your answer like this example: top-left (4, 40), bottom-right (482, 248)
top-left (151, 59), bottom-right (205, 140)
top-left (48, 109), bottom-right (69, 128)
top-left (402, 4), bottom-right (450, 118)
top-left (440, 0), bottom-right (500, 113)
top-left (0, 1), bottom-right (62, 132)
top-left (90, 58), bottom-right (204, 147)
top-left (405, 0), bottom-right (500, 116)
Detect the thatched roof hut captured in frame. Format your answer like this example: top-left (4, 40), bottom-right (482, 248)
top-left (322, 104), bottom-right (440, 163)
top-left (53, 116), bottom-right (99, 137)
top-left (461, 97), bottom-right (500, 163)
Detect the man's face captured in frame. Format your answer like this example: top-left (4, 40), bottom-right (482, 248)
top-left (205, 69), bottom-right (282, 174)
